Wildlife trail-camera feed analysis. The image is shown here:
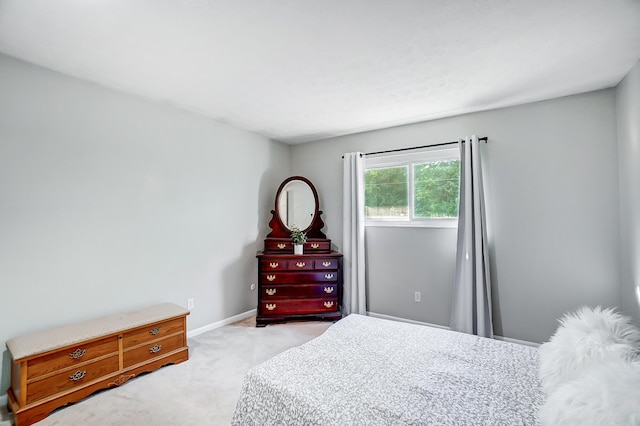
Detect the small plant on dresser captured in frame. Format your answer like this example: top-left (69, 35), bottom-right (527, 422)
top-left (290, 226), bottom-right (307, 254)
top-left (290, 226), bottom-right (307, 244)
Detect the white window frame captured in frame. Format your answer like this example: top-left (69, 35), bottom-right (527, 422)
top-left (365, 147), bottom-right (460, 228)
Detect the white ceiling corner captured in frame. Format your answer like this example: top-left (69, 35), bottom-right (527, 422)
top-left (0, 0), bottom-right (639, 144)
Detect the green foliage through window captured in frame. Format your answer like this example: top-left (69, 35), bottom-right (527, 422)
top-left (364, 156), bottom-right (460, 220)
top-left (364, 166), bottom-right (408, 217)
top-left (414, 160), bottom-right (460, 218)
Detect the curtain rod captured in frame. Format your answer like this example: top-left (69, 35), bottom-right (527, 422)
top-left (360, 136), bottom-right (488, 157)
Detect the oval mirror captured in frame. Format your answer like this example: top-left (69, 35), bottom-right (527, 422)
top-left (277, 177), bottom-right (316, 230)
top-left (267, 176), bottom-right (326, 239)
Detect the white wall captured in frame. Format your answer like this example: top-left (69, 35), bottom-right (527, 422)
top-left (291, 89), bottom-right (621, 343)
top-left (1, 47), bottom-right (634, 405)
top-left (616, 60), bottom-right (640, 326)
top-left (0, 54), bottom-right (290, 400)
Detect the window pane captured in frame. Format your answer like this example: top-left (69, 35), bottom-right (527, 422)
top-left (365, 166), bottom-right (408, 217)
top-left (413, 159), bottom-right (460, 218)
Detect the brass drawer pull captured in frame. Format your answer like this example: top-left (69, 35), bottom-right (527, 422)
top-left (265, 303), bottom-right (276, 311)
top-left (149, 344), bottom-right (162, 354)
top-left (69, 348), bottom-right (86, 359)
top-left (324, 273), bottom-right (334, 280)
top-left (311, 243), bottom-right (320, 249)
top-left (322, 261), bottom-right (331, 267)
top-left (266, 288), bottom-right (276, 296)
top-left (269, 262), bottom-right (279, 268)
top-left (324, 301), bottom-right (334, 308)
top-left (296, 261), bottom-right (306, 268)
top-left (266, 274), bottom-right (276, 281)
top-left (277, 243), bottom-right (286, 249)
top-left (69, 370), bottom-right (87, 381)
top-left (149, 327), bottom-right (162, 335)
top-left (324, 286), bottom-right (334, 294)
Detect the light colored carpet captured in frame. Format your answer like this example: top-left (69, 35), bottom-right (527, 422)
top-left (1, 317), bottom-right (331, 426)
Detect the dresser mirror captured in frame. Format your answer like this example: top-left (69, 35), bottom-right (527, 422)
top-left (277, 178), bottom-right (315, 230)
top-left (267, 176), bottom-right (326, 239)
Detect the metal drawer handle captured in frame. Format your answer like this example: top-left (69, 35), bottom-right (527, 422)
top-left (324, 286), bottom-right (334, 294)
top-left (322, 261), bottom-right (331, 267)
top-left (325, 273), bottom-right (334, 280)
top-left (311, 243), bottom-right (320, 249)
top-left (324, 301), bottom-right (334, 308)
top-left (269, 262), bottom-right (279, 268)
top-left (277, 243), bottom-right (286, 249)
top-left (266, 288), bottom-right (276, 296)
top-left (149, 327), bottom-right (162, 335)
top-left (266, 274), bottom-right (276, 281)
top-left (296, 262), bottom-right (306, 268)
top-left (69, 370), bottom-right (87, 381)
top-left (149, 344), bottom-right (162, 354)
top-left (265, 303), bottom-right (276, 311)
top-left (69, 348), bottom-right (86, 359)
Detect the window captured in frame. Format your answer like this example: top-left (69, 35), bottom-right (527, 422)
top-left (364, 147), bottom-right (460, 227)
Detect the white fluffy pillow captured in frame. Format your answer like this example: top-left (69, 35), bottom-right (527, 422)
top-left (538, 306), bottom-right (640, 395)
top-left (538, 357), bottom-right (640, 425)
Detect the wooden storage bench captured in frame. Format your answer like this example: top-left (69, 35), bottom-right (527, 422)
top-left (6, 303), bottom-right (189, 426)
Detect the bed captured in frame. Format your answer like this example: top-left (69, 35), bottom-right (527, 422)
top-left (232, 314), bottom-right (543, 425)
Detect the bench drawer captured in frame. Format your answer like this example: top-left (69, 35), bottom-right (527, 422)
top-left (121, 317), bottom-right (185, 348)
top-left (27, 354), bottom-right (119, 404)
top-left (123, 334), bottom-right (185, 368)
top-left (26, 337), bottom-right (119, 381)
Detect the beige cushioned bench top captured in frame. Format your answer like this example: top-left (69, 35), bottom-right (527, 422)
top-left (6, 303), bottom-right (189, 361)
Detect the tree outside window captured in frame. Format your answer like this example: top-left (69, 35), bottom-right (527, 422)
top-left (413, 159), bottom-right (460, 218)
top-left (364, 148), bottom-right (460, 226)
top-left (364, 166), bottom-right (408, 218)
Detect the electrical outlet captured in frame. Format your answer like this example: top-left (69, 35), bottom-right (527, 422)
top-left (187, 298), bottom-right (194, 310)
top-left (414, 292), bottom-right (421, 302)
top-left (250, 283), bottom-right (256, 291)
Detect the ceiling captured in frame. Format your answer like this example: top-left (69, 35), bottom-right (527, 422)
top-left (1, 1), bottom-right (639, 144)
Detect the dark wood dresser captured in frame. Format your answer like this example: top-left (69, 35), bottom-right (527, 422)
top-left (256, 245), bottom-right (343, 327)
top-left (257, 176), bottom-right (343, 326)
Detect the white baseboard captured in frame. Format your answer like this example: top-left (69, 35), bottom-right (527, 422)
top-left (367, 311), bottom-right (539, 347)
top-left (367, 311), bottom-right (450, 330)
top-left (186, 309), bottom-right (256, 339)
top-left (493, 335), bottom-right (540, 347)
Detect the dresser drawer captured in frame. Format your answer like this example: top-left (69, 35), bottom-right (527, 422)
top-left (286, 259), bottom-right (314, 270)
top-left (263, 240), bottom-right (332, 253)
top-left (262, 284), bottom-right (338, 299)
top-left (264, 240), bottom-right (292, 252)
top-left (260, 259), bottom-right (287, 270)
top-left (261, 272), bottom-right (338, 284)
top-left (123, 333), bottom-right (185, 368)
top-left (304, 240), bottom-right (331, 252)
top-left (26, 354), bottom-right (119, 404)
top-left (27, 336), bottom-right (119, 380)
top-left (314, 259), bottom-right (338, 270)
top-left (261, 298), bottom-right (339, 315)
top-left (122, 317), bottom-right (184, 348)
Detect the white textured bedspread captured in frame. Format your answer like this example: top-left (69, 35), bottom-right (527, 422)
top-left (232, 314), bottom-right (543, 425)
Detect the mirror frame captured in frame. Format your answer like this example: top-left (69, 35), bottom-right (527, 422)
top-left (266, 176), bottom-right (326, 239)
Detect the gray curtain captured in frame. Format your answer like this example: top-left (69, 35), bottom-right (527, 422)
top-left (342, 152), bottom-right (366, 315)
top-left (450, 135), bottom-right (493, 338)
